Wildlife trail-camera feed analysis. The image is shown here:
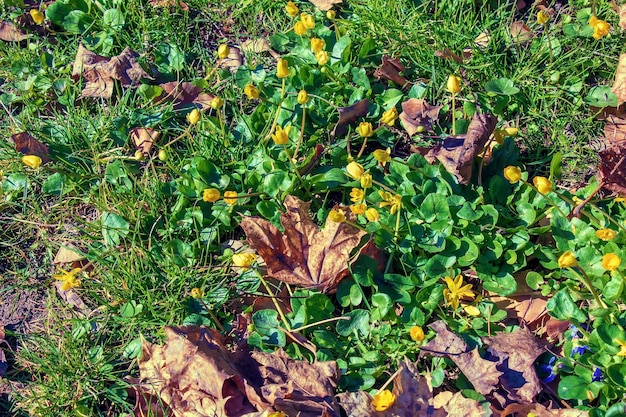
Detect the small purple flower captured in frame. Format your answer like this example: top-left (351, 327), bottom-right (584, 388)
top-left (540, 356), bottom-right (560, 383)
top-left (592, 368), bottom-right (604, 382)
top-left (571, 344), bottom-right (591, 356)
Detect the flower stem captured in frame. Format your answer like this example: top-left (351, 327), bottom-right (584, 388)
top-left (255, 270), bottom-right (291, 331)
top-left (264, 78), bottom-right (286, 144)
top-left (522, 180), bottom-right (568, 218)
top-left (197, 298), bottom-right (225, 332)
top-left (567, 266), bottom-right (607, 309)
top-left (293, 105), bottom-right (306, 160)
top-left (451, 93), bottom-right (456, 135)
top-left (291, 316), bottom-right (350, 333)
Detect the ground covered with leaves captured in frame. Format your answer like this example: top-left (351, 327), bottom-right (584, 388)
top-left (2, 0), bottom-right (626, 415)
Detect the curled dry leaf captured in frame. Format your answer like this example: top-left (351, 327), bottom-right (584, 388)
top-left (156, 81), bottom-right (215, 110)
top-left (500, 403), bottom-right (589, 417)
top-left (130, 127), bottom-right (160, 155)
top-left (510, 21), bottom-right (535, 44)
top-left (399, 98), bottom-right (442, 136)
top-left (374, 55), bottom-right (409, 87)
top-left (620, 4), bottom-right (626, 30)
top-left (330, 98), bottom-right (369, 140)
top-left (612, 54), bottom-right (626, 107)
top-left (219, 46), bottom-right (244, 73)
top-left (53, 244), bottom-right (86, 264)
top-left (241, 38), bottom-right (272, 54)
top-left (10, 132), bottom-right (51, 163)
top-left (434, 49), bottom-right (465, 63)
top-left (240, 195), bottom-right (366, 293)
top-left (433, 391), bottom-right (483, 417)
top-left (308, 0), bottom-right (342, 11)
top-left (0, 20), bottom-right (29, 42)
top-left (424, 112), bottom-right (497, 184)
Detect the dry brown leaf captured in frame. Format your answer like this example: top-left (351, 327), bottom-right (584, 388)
top-left (546, 318), bottom-right (571, 342)
top-left (474, 29), bottom-right (491, 50)
top-left (599, 145), bottom-right (626, 195)
top-left (240, 195), bottom-right (366, 293)
top-left (0, 20), bottom-right (29, 42)
top-left (424, 112), bottom-right (497, 184)
top-left (130, 127), bottom-right (160, 155)
top-left (149, 0), bottom-right (189, 10)
top-left (72, 44), bottom-right (150, 99)
top-left (53, 281), bottom-right (87, 311)
top-left (432, 391), bottom-right (483, 417)
top-left (331, 98), bottom-right (370, 140)
top-left (500, 403), bottom-right (589, 417)
top-left (620, 4), bottom-right (626, 30)
top-left (241, 38), bottom-right (272, 53)
top-left (510, 21), bottom-right (536, 44)
top-left (603, 115), bottom-right (626, 147)
top-left (219, 46), bottom-right (244, 73)
top-left (10, 132), bottom-right (51, 163)
top-left (156, 81), bottom-right (215, 110)
top-left (399, 98), bottom-right (442, 136)
top-left (53, 244), bottom-right (86, 264)
top-left (374, 55), bottom-right (409, 87)
top-left (308, 0), bottom-right (342, 11)
top-left (0, 323), bottom-right (7, 378)
top-left (613, 54), bottom-right (626, 107)
top-left (434, 49), bottom-right (465, 63)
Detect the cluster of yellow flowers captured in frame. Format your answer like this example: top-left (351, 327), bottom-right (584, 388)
top-left (558, 250), bottom-right (621, 271)
top-left (202, 188), bottom-right (238, 205)
top-left (503, 166), bottom-right (553, 194)
top-left (284, 3), bottom-right (329, 66)
top-left (589, 15), bottom-right (611, 40)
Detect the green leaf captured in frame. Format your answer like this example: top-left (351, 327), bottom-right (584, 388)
top-left (46, 0), bottom-right (91, 33)
top-left (484, 78), bottom-right (519, 96)
top-left (252, 309), bottom-right (286, 346)
top-left (550, 152), bottom-right (562, 180)
top-left (546, 289), bottom-right (587, 322)
top-left (351, 67), bottom-right (371, 90)
top-left (482, 273), bottom-right (516, 295)
top-left (584, 86), bottom-right (618, 108)
top-left (102, 9), bottom-right (124, 31)
top-left (165, 239), bottom-right (195, 266)
top-left (558, 375), bottom-right (594, 400)
top-left (336, 309), bottom-right (370, 337)
top-left (263, 171), bottom-right (293, 198)
top-left (123, 337), bottom-right (143, 359)
top-left (424, 254), bottom-right (456, 277)
top-left (380, 88), bottom-right (404, 109)
top-left (331, 35), bottom-right (351, 64)
top-left (420, 193), bottom-right (450, 223)
top-left (42, 173), bottom-right (67, 195)
top-left (603, 273), bottom-right (623, 301)
top-left (120, 300), bottom-right (143, 318)
top-left (61, 10), bottom-right (94, 34)
top-left (137, 84), bottom-right (163, 101)
top-left (525, 271), bottom-right (544, 290)
top-left (101, 212), bottom-right (129, 247)
top-left (371, 293), bottom-right (392, 321)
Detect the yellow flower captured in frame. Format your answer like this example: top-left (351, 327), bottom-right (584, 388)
top-left (373, 148), bottom-right (391, 166)
top-left (316, 50), bottom-right (329, 66)
top-left (268, 412), bottom-right (288, 417)
top-left (371, 389), bottom-right (396, 412)
top-left (276, 58), bottom-right (290, 78)
top-left (446, 75), bottom-right (461, 94)
top-left (533, 176), bottom-right (552, 194)
top-left (346, 161), bottom-right (365, 180)
top-left (602, 254), bottom-right (621, 271)
top-left (379, 191), bottom-right (402, 215)
top-left (328, 209), bottom-right (346, 223)
top-left (203, 188), bottom-right (221, 203)
top-left (537, 10), bottom-right (549, 25)
top-left (365, 207), bottom-right (380, 222)
top-left (311, 38), bottom-right (325, 53)
top-left (463, 305), bottom-right (481, 316)
top-left (350, 188), bottom-right (365, 203)
top-left (30, 9), bottom-right (45, 24)
top-left (616, 339), bottom-right (626, 357)
top-left (558, 251), bottom-right (578, 268)
top-left (217, 44), bottom-right (230, 59)
top-left (350, 203), bottom-right (367, 215)
top-left (190, 288), bottom-right (204, 299)
top-left (301, 13), bottom-right (315, 29)
top-left (210, 96), bottom-right (224, 110)
top-left (22, 155), bottom-right (42, 169)
top-left (380, 107), bottom-right (398, 126)
top-left (232, 253), bottom-right (257, 269)
top-left (589, 16), bottom-right (611, 40)
top-left (294, 21), bottom-right (307, 36)
top-left (272, 125), bottom-right (291, 145)
top-left (360, 173), bottom-right (372, 189)
top-left (54, 268), bottom-right (82, 291)
top-left (356, 122), bottom-right (374, 138)
top-left (326, 9), bottom-right (336, 19)
top-left (223, 191), bottom-right (238, 205)
top-left (410, 326), bottom-right (425, 342)
top-left (503, 166), bottom-right (522, 183)
top-left (443, 274), bottom-right (475, 310)
top-left (285, 1), bottom-right (298, 17)
top-left (596, 228), bottom-right (617, 241)
top-left (187, 108), bottom-right (201, 125)
top-left (244, 84), bottom-right (260, 99)
top-left (297, 90), bottom-right (309, 105)
top-left (493, 127), bottom-right (518, 144)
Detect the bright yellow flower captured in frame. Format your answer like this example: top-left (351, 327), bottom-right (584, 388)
top-left (316, 50), bottom-right (329, 66)
top-left (272, 125), bottom-right (291, 145)
top-left (190, 288), bottom-right (204, 299)
top-left (589, 16), bottom-right (611, 40)
top-left (446, 75), bottom-right (461, 94)
top-left (268, 412), bottom-right (288, 417)
top-left (217, 44), bottom-right (230, 59)
top-left (203, 188), bottom-right (220, 203)
top-left (380, 107), bottom-right (398, 126)
top-left (356, 122), bottom-right (374, 138)
top-left (558, 251), bottom-right (578, 268)
top-left (297, 90), bottom-right (309, 105)
top-left (596, 228), bottom-right (617, 241)
top-left (365, 207), bottom-right (380, 222)
top-left (210, 96), bottom-right (224, 110)
top-left (294, 21), bottom-right (307, 36)
top-left (379, 191), bottom-right (402, 215)
top-left (371, 389), bottom-right (396, 412)
top-left (537, 10), bottom-right (549, 25)
top-left (232, 253), bottom-right (257, 269)
top-left (244, 84), bottom-right (260, 99)
top-left (276, 58), bottom-right (290, 78)
top-left (443, 274), bottom-right (475, 310)
top-left (503, 166), bottom-right (522, 183)
top-left (54, 268), bottom-right (82, 291)
top-left (22, 155), bottom-right (42, 169)
top-left (187, 108), bottom-right (201, 125)
top-left (326, 9), bottom-right (336, 19)
top-left (223, 191), bottom-right (238, 205)
top-left (30, 9), bottom-right (45, 24)
top-left (285, 1), bottom-right (298, 17)
top-left (328, 209), bottom-right (345, 223)
top-left (350, 188), bottom-right (365, 203)
top-left (350, 203), bottom-right (367, 215)
top-left (494, 127), bottom-right (518, 144)
top-left (602, 254), bottom-right (621, 271)
top-left (410, 326), bottom-right (425, 342)
top-left (463, 305), bottom-right (481, 316)
top-left (346, 161), bottom-right (365, 180)
top-left (616, 339), bottom-right (626, 357)
top-left (311, 38), bottom-right (325, 53)
top-left (301, 13), bottom-right (315, 29)
top-left (360, 173), bottom-right (372, 189)
top-left (373, 148), bottom-right (391, 166)
top-left (533, 176), bottom-right (552, 194)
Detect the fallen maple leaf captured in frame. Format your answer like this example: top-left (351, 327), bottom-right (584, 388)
top-left (331, 99), bottom-right (370, 140)
top-left (500, 403), bottom-right (589, 417)
top-left (156, 81), bottom-right (215, 110)
top-left (240, 196), bottom-right (366, 293)
top-left (130, 127), bottom-right (160, 155)
top-left (0, 20), bottom-right (29, 42)
top-left (374, 55), bottom-right (409, 87)
top-left (433, 391), bottom-right (483, 417)
top-left (308, 0), bottom-right (342, 11)
top-left (10, 132), bottom-right (51, 163)
top-left (424, 112), bottom-right (497, 184)
top-left (399, 98), bottom-right (442, 136)
top-left (613, 54), bottom-right (626, 107)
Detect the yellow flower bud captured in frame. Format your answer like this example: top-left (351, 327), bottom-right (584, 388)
top-left (210, 96), bottom-right (223, 110)
top-left (30, 9), bottom-right (45, 24)
top-left (373, 148), bottom-right (391, 166)
top-left (371, 389), bottom-right (396, 412)
top-left (190, 288), bottom-right (204, 299)
top-left (223, 191), bottom-right (238, 205)
top-left (310, 38), bottom-right (325, 53)
top-left (350, 203), bottom-right (367, 215)
top-left (22, 155), bottom-right (42, 169)
top-left (203, 188), bottom-right (220, 203)
top-left (232, 253), bottom-right (257, 268)
top-left (365, 207), bottom-right (380, 222)
top-left (316, 50), bottom-right (329, 66)
top-left (271, 125), bottom-right (291, 145)
top-left (217, 44), bottom-right (230, 59)
top-left (596, 228), bottom-right (617, 241)
top-left (346, 161), bottom-right (365, 180)
top-left (602, 253), bottom-right (621, 271)
top-left (558, 251), bottom-right (578, 268)
top-left (187, 108), bottom-right (201, 125)
top-left (134, 150), bottom-right (144, 160)
top-left (463, 305), bottom-right (481, 316)
top-left (328, 209), bottom-right (345, 223)
top-left (503, 166), bottom-right (522, 183)
top-left (301, 13), bottom-right (315, 29)
top-left (410, 326), bottom-right (425, 342)
top-left (532, 176), bottom-right (552, 194)
top-left (297, 90), bottom-right (309, 104)
top-left (356, 121), bottom-right (374, 138)
top-left (243, 84), bottom-right (260, 99)
top-left (503, 127), bottom-right (518, 136)
top-left (276, 58), bottom-right (290, 78)
top-left (360, 173), bottom-right (372, 189)
top-left (446, 75), bottom-right (461, 94)
top-left (285, 1), bottom-right (298, 17)
top-left (537, 10), bottom-right (549, 25)
top-left (380, 107), bottom-right (398, 126)
top-left (294, 21), bottom-right (307, 36)
top-left (326, 9), bottom-right (336, 20)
